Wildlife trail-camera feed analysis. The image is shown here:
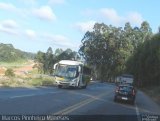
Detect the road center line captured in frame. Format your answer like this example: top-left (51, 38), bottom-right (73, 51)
top-left (69, 91), bottom-right (106, 101)
top-left (54, 91), bottom-right (112, 115)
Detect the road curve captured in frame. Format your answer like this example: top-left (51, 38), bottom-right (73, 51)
top-left (0, 82), bottom-right (160, 121)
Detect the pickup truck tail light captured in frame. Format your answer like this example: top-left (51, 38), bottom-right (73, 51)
top-left (132, 89), bottom-right (135, 96)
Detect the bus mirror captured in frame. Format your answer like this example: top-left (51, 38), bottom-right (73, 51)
top-left (78, 66), bottom-right (81, 72)
top-left (53, 63), bottom-right (58, 70)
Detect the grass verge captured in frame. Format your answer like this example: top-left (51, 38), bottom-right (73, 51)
top-left (0, 75), bottom-right (55, 87)
top-left (27, 75), bottom-right (55, 86)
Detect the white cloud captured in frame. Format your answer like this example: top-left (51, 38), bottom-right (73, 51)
top-left (100, 8), bottom-right (123, 25)
top-left (100, 8), bottom-right (143, 26)
top-left (82, 8), bottom-right (144, 26)
top-left (25, 29), bottom-right (36, 39)
top-left (44, 33), bottom-right (69, 43)
top-left (0, 2), bottom-right (16, 11)
top-left (81, 9), bottom-right (95, 16)
top-left (126, 12), bottom-right (143, 25)
top-left (48, 0), bottom-right (66, 5)
top-left (20, 0), bottom-right (37, 6)
top-left (0, 26), bottom-right (18, 36)
top-left (43, 33), bottom-right (76, 49)
top-left (0, 2), bottom-right (30, 20)
top-left (74, 21), bottom-right (96, 33)
top-left (32, 6), bottom-right (56, 21)
top-left (1, 19), bottom-right (18, 29)
top-left (0, 19), bottom-right (19, 35)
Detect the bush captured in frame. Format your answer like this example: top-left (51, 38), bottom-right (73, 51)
top-left (42, 80), bottom-right (54, 86)
top-left (28, 76), bottom-right (55, 86)
top-left (5, 68), bottom-right (15, 77)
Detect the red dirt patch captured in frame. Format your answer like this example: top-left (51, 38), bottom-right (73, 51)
top-left (14, 63), bottom-right (35, 76)
top-left (0, 67), bottom-right (7, 76)
top-left (0, 61), bottom-right (35, 77)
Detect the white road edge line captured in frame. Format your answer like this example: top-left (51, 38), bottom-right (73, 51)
top-left (135, 103), bottom-right (141, 121)
top-left (9, 91), bottom-right (62, 99)
top-left (10, 94), bottom-right (36, 99)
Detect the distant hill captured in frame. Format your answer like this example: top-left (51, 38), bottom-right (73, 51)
top-left (0, 43), bottom-right (35, 62)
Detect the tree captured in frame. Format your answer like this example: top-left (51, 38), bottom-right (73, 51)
top-left (55, 48), bottom-right (63, 56)
top-left (79, 23), bottom-right (125, 81)
top-left (34, 47), bottom-right (78, 74)
top-left (44, 47), bottom-right (54, 74)
top-left (56, 48), bottom-right (78, 61)
top-left (34, 51), bottom-right (45, 73)
top-left (158, 26), bottom-right (160, 33)
top-left (126, 33), bottom-right (160, 87)
top-left (79, 21), bottom-right (153, 82)
top-left (34, 47), bottom-right (55, 74)
top-left (140, 21), bottom-right (152, 43)
top-left (5, 68), bottom-right (15, 77)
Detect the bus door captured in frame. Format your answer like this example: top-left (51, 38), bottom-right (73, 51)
top-left (78, 66), bottom-right (84, 87)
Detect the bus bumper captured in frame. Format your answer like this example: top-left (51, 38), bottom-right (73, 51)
top-left (55, 81), bottom-right (77, 87)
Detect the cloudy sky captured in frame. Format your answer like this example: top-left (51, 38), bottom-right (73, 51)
top-left (0, 0), bottom-right (159, 53)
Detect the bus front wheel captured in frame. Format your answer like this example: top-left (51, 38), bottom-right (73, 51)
top-left (58, 85), bottom-right (62, 88)
top-left (82, 83), bottom-right (87, 89)
top-left (82, 85), bottom-right (87, 89)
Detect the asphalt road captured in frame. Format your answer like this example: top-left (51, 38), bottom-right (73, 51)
top-left (0, 82), bottom-right (160, 121)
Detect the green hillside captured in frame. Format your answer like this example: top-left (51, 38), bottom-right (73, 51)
top-left (0, 43), bottom-right (35, 62)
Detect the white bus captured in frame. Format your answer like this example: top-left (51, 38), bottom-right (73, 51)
top-left (53, 60), bottom-right (91, 89)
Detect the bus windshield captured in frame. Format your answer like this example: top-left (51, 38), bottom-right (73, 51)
top-left (55, 65), bottom-right (78, 79)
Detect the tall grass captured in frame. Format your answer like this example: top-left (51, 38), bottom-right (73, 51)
top-left (0, 74), bottom-right (55, 87)
top-left (28, 76), bottom-right (55, 86)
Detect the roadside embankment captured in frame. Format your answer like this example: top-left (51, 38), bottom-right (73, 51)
top-left (141, 86), bottom-right (160, 106)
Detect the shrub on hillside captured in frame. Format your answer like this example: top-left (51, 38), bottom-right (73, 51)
top-left (5, 68), bottom-right (15, 77)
